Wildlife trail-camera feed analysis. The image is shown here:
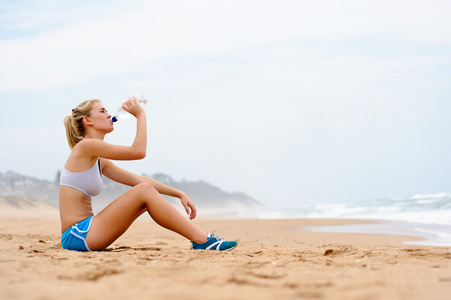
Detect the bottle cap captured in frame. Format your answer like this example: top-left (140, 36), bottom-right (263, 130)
top-left (112, 116), bottom-right (118, 122)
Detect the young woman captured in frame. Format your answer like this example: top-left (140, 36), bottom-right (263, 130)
top-left (59, 96), bottom-right (237, 252)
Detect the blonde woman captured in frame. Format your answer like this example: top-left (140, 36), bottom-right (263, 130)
top-left (60, 97), bottom-right (237, 252)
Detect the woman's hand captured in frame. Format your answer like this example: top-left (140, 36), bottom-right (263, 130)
top-left (122, 96), bottom-right (145, 118)
top-left (180, 193), bottom-right (197, 220)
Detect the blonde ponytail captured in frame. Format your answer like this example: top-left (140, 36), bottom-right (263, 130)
top-left (63, 99), bottom-right (100, 149)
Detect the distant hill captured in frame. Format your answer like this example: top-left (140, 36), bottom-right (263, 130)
top-left (0, 171), bottom-right (263, 215)
top-left (0, 171), bottom-right (59, 208)
top-left (0, 195), bottom-right (50, 209)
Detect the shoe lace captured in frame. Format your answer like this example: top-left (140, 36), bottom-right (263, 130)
top-left (210, 229), bottom-right (225, 241)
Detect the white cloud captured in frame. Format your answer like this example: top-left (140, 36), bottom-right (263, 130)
top-left (1, 0), bottom-right (450, 91)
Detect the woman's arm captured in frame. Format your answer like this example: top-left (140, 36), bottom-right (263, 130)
top-left (101, 159), bottom-right (197, 219)
top-left (101, 159), bottom-right (182, 196)
top-left (78, 98), bottom-right (147, 161)
top-left (78, 138), bottom-right (146, 161)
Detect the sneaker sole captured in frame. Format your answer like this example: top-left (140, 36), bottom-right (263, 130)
top-left (192, 244), bottom-right (238, 251)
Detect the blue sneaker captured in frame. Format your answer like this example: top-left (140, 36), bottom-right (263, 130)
top-left (192, 230), bottom-right (238, 251)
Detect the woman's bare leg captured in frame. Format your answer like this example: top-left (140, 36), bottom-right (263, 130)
top-left (86, 183), bottom-right (208, 251)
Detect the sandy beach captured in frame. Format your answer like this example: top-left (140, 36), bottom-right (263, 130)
top-left (1, 209), bottom-right (450, 300)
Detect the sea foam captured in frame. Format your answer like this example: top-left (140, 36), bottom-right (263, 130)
top-left (238, 192), bottom-right (451, 246)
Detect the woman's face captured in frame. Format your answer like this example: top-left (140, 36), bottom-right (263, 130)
top-left (86, 101), bottom-right (114, 133)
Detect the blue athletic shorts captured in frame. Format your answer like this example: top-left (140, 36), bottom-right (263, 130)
top-left (61, 216), bottom-right (93, 252)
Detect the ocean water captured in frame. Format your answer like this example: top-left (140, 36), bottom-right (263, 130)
top-left (239, 193), bottom-right (451, 246)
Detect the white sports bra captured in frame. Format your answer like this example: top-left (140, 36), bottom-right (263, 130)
top-left (60, 159), bottom-right (103, 197)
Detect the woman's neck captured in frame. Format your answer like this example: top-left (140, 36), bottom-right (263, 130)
top-left (84, 131), bottom-right (106, 140)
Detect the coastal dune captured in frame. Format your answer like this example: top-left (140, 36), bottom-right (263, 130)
top-left (1, 208), bottom-right (450, 300)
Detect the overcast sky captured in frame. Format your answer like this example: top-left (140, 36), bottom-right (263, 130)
top-left (1, 0), bottom-right (450, 207)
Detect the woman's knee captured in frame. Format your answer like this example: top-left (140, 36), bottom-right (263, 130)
top-left (133, 182), bottom-right (158, 196)
top-left (130, 183), bottom-right (163, 209)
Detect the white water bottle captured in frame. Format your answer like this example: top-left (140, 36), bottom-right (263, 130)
top-left (111, 92), bottom-right (148, 122)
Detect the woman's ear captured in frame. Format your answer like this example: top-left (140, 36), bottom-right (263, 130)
top-left (82, 116), bottom-right (93, 126)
